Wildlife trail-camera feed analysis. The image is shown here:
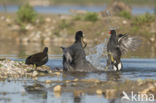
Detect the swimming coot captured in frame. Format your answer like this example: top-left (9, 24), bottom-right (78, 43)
top-left (25, 47), bottom-right (48, 69)
top-left (61, 31), bottom-right (96, 72)
top-left (107, 30), bottom-right (140, 71)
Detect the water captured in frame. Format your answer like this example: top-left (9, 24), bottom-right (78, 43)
top-left (0, 58), bottom-right (156, 103)
top-left (0, 5), bottom-right (155, 15)
top-left (0, 41), bottom-right (156, 103)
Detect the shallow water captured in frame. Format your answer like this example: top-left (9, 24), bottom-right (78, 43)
top-left (0, 41), bottom-right (156, 103)
top-left (0, 5), bottom-right (155, 15)
top-left (0, 58), bottom-right (156, 103)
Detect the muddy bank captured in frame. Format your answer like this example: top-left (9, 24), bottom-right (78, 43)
top-left (0, 59), bottom-right (52, 79)
top-left (0, 12), bottom-right (155, 45)
top-left (0, 59), bottom-right (156, 100)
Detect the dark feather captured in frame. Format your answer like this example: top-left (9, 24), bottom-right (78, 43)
top-left (118, 34), bottom-right (141, 54)
top-left (25, 47), bottom-right (48, 67)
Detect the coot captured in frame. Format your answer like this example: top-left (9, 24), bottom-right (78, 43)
top-left (61, 31), bottom-right (96, 72)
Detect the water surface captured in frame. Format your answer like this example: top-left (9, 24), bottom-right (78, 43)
top-left (0, 41), bottom-right (156, 103)
top-left (0, 5), bottom-right (155, 15)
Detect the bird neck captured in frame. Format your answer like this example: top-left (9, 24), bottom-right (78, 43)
top-left (110, 33), bottom-right (117, 42)
top-left (43, 49), bottom-right (48, 54)
top-left (75, 39), bottom-right (81, 43)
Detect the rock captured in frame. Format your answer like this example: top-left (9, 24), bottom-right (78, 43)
top-left (11, 25), bottom-right (20, 31)
top-left (137, 79), bottom-right (144, 86)
top-left (104, 89), bottom-right (117, 99)
top-left (122, 20), bottom-right (127, 24)
top-left (96, 89), bottom-right (103, 95)
top-left (53, 85), bottom-right (62, 92)
top-left (25, 24), bottom-right (34, 30)
top-left (141, 83), bottom-right (156, 94)
top-left (45, 17), bottom-right (51, 22)
top-left (150, 37), bottom-right (155, 42)
top-left (54, 72), bottom-right (61, 76)
top-left (65, 80), bottom-right (70, 83)
top-left (73, 78), bottom-right (79, 82)
top-left (22, 37), bottom-right (29, 44)
top-left (0, 16), bottom-right (5, 20)
top-left (6, 18), bottom-right (11, 23)
top-left (45, 80), bottom-right (52, 84)
top-left (32, 71), bottom-right (38, 77)
top-left (74, 90), bottom-right (84, 97)
top-left (24, 83), bottom-right (45, 92)
top-left (43, 37), bottom-right (51, 43)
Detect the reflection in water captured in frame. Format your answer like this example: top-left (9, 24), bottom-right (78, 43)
top-left (0, 40), bottom-right (156, 103)
top-left (0, 41), bottom-right (156, 59)
top-left (62, 72), bottom-right (88, 80)
top-left (106, 72), bottom-right (121, 81)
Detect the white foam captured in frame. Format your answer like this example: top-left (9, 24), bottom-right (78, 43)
top-left (86, 39), bottom-right (108, 70)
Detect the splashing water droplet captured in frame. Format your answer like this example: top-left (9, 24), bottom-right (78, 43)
top-left (86, 39), bottom-right (108, 70)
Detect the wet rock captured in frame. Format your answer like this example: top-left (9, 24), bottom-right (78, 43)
top-left (24, 83), bottom-right (45, 92)
top-left (74, 90), bottom-right (84, 97)
top-left (104, 89), bottom-right (117, 99)
top-left (96, 89), bottom-right (103, 95)
top-left (54, 72), bottom-right (61, 76)
top-left (65, 80), bottom-right (71, 84)
top-left (53, 85), bottom-right (62, 92)
top-left (137, 79), bottom-right (144, 86)
top-left (73, 78), bottom-right (79, 82)
top-left (32, 71), bottom-right (38, 77)
top-left (45, 80), bottom-right (52, 84)
top-left (0, 59), bottom-right (51, 79)
top-left (141, 83), bottom-right (156, 94)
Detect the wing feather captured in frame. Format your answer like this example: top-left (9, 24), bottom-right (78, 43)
top-left (118, 34), bottom-right (141, 54)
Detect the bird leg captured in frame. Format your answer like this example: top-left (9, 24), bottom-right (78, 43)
top-left (108, 52), bottom-right (114, 63)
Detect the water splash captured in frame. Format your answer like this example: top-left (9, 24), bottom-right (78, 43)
top-left (86, 39), bottom-right (108, 70)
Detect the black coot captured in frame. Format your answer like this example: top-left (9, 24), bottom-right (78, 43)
top-left (25, 47), bottom-right (48, 68)
top-left (61, 31), bottom-right (96, 72)
top-left (107, 30), bottom-right (140, 71)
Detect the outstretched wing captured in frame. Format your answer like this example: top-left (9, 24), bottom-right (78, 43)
top-left (118, 34), bottom-right (141, 54)
top-left (61, 47), bottom-right (72, 63)
top-left (61, 47), bottom-right (73, 71)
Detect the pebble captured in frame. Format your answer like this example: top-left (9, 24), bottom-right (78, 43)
top-left (122, 20), bottom-right (127, 24)
top-left (53, 85), bottom-right (62, 92)
top-left (32, 71), bottom-right (38, 77)
top-left (96, 89), bottom-right (103, 95)
top-left (54, 72), bottom-right (61, 76)
top-left (105, 89), bottom-right (117, 99)
top-left (45, 80), bottom-right (52, 84)
top-left (73, 78), bottom-right (79, 82)
top-left (45, 17), bottom-right (51, 22)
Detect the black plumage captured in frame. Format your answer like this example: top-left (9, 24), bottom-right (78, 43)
top-left (107, 30), bottom-right (140, 71)
top-left (25, 47), bottom-right (48, 67)
top-left (61, 31), bottom-right (96, 72)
